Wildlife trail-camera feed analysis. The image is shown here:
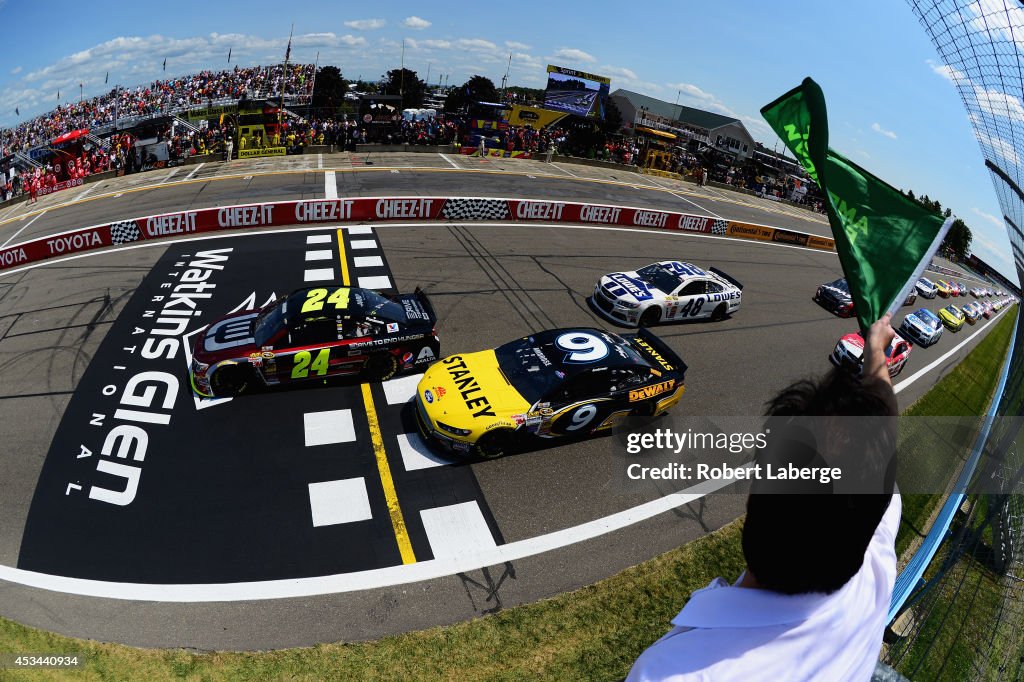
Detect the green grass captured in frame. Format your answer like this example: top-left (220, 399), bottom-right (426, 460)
top-left (894, 308), bottom-right (1018, 558)
top-left (0, 308), bottom-right (1016, 681)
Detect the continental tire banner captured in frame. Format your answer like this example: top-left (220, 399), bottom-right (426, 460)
top-left (727, 222), bottom-right (775, 241)
top-left (771, 229), bottom-right (809, 247)
top-left (238, 147), bottom-right (287, 159)
top-left (0, 198), bottom-right (826, 272)
top-left (808, 235), bottom-right (836, 251)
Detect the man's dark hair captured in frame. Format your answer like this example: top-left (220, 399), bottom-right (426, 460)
top-left (742, 369), bottom-right (896, 595)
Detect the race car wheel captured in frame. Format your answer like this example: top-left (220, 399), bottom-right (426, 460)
top-left (474, 429), bottom-right (515, 459)
top-left (639, 307), bottom-right (662, 327)
top-left (209, 364), bottom-right (252, 396)
top-left (710, 303), bottom-right (728, 321)
top-left (365, 352), bottom-right (399, 381)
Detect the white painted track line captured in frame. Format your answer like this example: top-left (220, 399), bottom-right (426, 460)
top-left (303, 268), bottom-right (335, 282)
top-left (421, 502), bottom-right (496, 559)
top-left (346, 225), bottom-right (374, 235)
top-left (324, 170), bottom-right (337, 199)
top-left (438, 153), bottom-right (460, 169)
top-left (303, 409), bottom-right (355, 447)
top-left (353, 256), bottom-right (383, 268)
top-left (308, 478), bottom-right (372, 527)
top-left (382, 374), bottom-right (421, 405)
top-left (357, 275), bottom-right (391, 290)
top-left (397, 433), bottom-right (451, 471)
top-left (306, 234), bottom-right (332, 244)
top-left (305, 250), bottom-right (333, 261)
top-left (1, 210), bottom-right (46, 248)
top-left (350, 239), bottom-right (377, 250)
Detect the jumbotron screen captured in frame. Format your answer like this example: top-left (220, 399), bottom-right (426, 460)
top-left (543, 65), bottom-right (611, 119)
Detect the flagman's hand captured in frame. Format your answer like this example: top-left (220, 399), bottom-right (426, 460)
top-left (863, 313), bottom-right (897, 387)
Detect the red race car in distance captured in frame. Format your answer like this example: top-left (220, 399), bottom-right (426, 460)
top-left (829, 328), bottom-right (912, 378)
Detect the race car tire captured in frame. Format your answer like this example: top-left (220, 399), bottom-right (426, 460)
top-left (209, 364), bottom-right (252, 396)
top-left (639, 307), bottom-right (662, 327)
top-left (474, 429), bottom-right (516, 459)
top-left (711, 303), bottom-right (727, 321)
top-left (365, 352), bottom-right (399, 381)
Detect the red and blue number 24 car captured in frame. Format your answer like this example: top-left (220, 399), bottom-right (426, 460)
top-left (190, 285), bottom-right (439, 397)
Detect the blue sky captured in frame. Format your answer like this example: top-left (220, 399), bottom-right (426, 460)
top-left (0, 0), bottom-right (1017, 283)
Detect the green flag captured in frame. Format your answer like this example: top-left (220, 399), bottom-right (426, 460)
top-left (761, 77), bottom-right (951, 332)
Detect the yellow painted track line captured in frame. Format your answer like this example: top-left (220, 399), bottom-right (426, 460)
top-left (361, 382), bottom-right (417, 564)
top-left (339, 226), bottom-right (415, 564)
top-left (335, 228), bottom-right (350, 287)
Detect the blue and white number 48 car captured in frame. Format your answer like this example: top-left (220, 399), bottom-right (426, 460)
top-left (591, 261), bottom-right (744, 327)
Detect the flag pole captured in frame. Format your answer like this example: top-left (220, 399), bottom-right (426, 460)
top-left (885, 216), bottom-right (955, 320)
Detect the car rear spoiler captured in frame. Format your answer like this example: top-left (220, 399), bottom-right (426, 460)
top-left (633, 328), bottom-right (688, 378)
top-left (413, 286), bottom-right (438, 324)
top-left (709, 266), bottom-right (744, 291)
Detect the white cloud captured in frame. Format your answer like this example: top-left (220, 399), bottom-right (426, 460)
top-left (601, 65), bottom-right (638, 81)
top-left (871, 122), bottom-right (898, 139)
top-left (403, 16), bottom-right (431, 30)
top-left (973, 85), bottom-right (1024, 121)
top-left (971, 207), bottom-right (1004, 229)
top-left (976, 130), bottom-right (1020, 165)
top-left (10, 65), bottom-right (21, 75)
top-left (456, 38), bottom-right (497, 51)
top-left (506, 41), bottom-right (531, 50)
top-left (421, 39), bottom-right (452, 49)
top-left (551, 47), bottom-right (596, 63)
top-left (927, 58), bottom-right (967, 84)
top-left (344, 18), bottom-right (385, 30)
top-left (666, 81), bottom-right (718, 104)
top-left (968, 0), bottom-right (1024, 50)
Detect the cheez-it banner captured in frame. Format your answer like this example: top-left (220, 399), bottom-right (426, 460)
top-left (0, 197), bottom-right (831, 271)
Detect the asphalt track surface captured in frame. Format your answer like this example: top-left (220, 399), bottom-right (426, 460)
top-left (0, 153), bottom-right (1013, 650)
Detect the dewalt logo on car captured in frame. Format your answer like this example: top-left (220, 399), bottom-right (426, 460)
top-left (630, 379), bottom-right (675, 402)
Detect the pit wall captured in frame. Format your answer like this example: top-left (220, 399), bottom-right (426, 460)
top-left (0, 196), bottom-right (835, 272)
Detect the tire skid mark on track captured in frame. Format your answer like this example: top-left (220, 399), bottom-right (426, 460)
top-left (447, 224), bottom-right (556, 331)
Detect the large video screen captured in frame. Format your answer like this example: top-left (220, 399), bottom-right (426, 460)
top-left (543, 65), bottom-right (611, 119)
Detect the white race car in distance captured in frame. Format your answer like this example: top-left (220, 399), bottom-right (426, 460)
top-left (591, 261), bottom-right (743, 327)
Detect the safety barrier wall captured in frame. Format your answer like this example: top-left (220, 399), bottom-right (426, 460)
top-left (0, 196), bottom-right (836, 272)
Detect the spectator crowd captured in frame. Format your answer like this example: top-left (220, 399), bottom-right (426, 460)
top-left (1, 64), bottom-right (313, 155)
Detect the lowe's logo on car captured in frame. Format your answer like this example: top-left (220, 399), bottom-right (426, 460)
top-left (663, 262), bottom-right (707, 277)
top-left (607, 273), bottom-right (653, 300)
top-left (709, 291), bottom-right (741, 302)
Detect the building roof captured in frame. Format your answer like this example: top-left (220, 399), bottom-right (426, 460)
top-left (611, 89), bottom-right (739, 131)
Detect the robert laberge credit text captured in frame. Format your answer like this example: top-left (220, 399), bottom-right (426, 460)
top-left (626, 462), bottom-right (843, 484)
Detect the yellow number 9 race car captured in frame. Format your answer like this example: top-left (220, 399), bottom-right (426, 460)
top-left (415, 327), bottom-right (687, 459)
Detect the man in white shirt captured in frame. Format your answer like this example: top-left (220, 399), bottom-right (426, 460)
top-left (628, 314), bottom-right (900, 682)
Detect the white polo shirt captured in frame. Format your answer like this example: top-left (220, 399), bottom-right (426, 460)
top-left (627, 494), bottom-right (901, 682)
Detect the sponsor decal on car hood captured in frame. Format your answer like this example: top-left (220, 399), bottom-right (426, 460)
top-left (419, 349), bottom-right (530, 427)
top-left (602, 272), bottom-right (657, 302)
top-left (201, 311), bottom-right (258, 352)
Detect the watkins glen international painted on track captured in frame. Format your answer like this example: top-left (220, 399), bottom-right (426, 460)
top-left (590, 260), bottom-right (744, 327)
